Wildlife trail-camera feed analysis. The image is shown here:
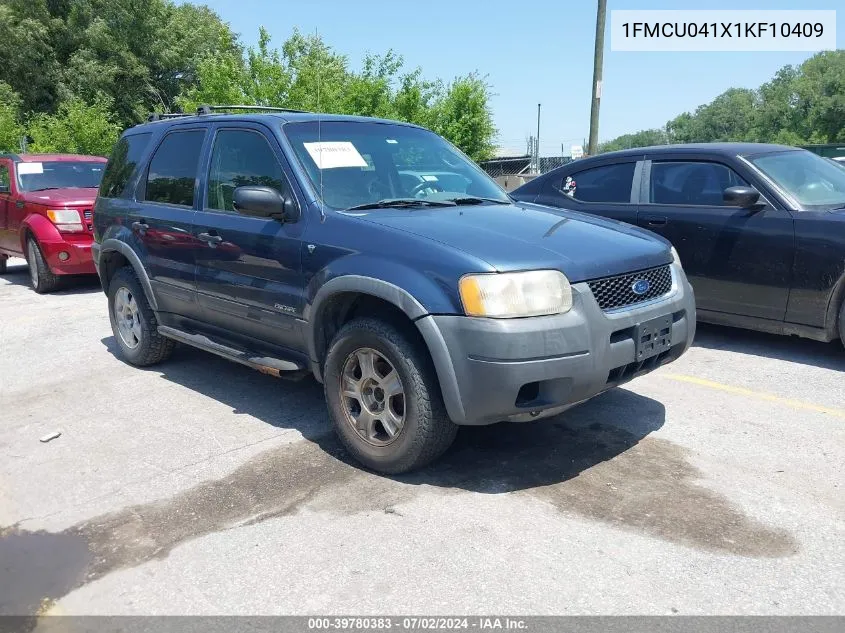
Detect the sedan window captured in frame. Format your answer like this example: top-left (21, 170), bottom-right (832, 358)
top-left (555, 162), bottom-right (635, 203)
top-left (650, 161), bottom-right (747, 206)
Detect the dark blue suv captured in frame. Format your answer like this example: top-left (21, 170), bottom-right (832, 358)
top-left (92, 106), bottom-right (696, 473)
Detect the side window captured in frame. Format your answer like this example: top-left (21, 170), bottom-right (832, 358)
top-left (99, 133), bottom-right (152, 198)
top-left (650, 161), bottom-right (748, 206)
top-left (206, 129), bottom-right (289, 213)
top-left (144, 130), bottom-right (206, 207)
top-left (557, 162), bottom-right (636, 203)
top-left (0, 163), bottom-right (10, 190)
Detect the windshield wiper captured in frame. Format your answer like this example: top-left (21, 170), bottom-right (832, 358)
top-left (446, 196), bottom-right (511, 205)
top-left (30, 187), bottom-right (63, 192)
top-left (346, 198), bottom-right (457, 211)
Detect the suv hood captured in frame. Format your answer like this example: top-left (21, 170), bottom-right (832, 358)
top-left (357, 202), bottom-right (671, 282)
top-left (21, 187), bottom-right (99, 206)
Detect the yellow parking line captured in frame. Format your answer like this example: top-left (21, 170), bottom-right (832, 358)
top-left (661, 373), bottom-right (845, 419)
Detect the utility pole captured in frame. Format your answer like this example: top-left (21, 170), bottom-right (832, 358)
top-left (536, 103), bottom-right (541, 173)
top-left (588, 0), bottom-right (607, 156)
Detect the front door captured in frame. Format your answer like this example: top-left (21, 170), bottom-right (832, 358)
top-left (637, 158), bottom-right (794, 321)
top-left (193, 124), bottom-right (306, 353)
top-left (0, 160), bottom-right (14, 253)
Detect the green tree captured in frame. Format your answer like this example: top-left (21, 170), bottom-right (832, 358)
top-left (27, 95), bottom-right (121, 156)
top-left (602, 50), bottom-right (845, 151)
top-left (599, 128), bottom-right (668, 153)
top-left (428, 74), bottom-right (497, 162)
top-left (0, 82), bottom-right (25, 152)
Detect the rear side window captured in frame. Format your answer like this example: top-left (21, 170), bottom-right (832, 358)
top-left (650, 161), bottom-right (748, 206)
top-left (0, 164), bottom-right (9, 189)
top-left (144, 130), bottom-right (206, 207)
top-left (558, 162), bottom-right (635, 203)
top-left (99, 133), bottom-right (151, 198)
top-left (206, 129), bottom-right (289, 213)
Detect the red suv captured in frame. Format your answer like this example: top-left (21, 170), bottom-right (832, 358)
top-left (0, 153), bottom-right (107, 292)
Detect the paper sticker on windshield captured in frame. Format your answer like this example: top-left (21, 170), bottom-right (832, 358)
top-left (421, 175), bottom-right (439, 182)
top-left (18, 162), bottom-right (43, 175)
top-left (303, 142), bottom-right (368, 169)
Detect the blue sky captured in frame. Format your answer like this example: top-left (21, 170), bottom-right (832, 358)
top-left (198, 0), bottom-right (843, 155)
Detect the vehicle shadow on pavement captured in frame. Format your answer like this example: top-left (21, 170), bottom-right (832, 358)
top-left (104, 337), bottom-right (795, 558)
top-left (1, 261), bottom-right (102, 295)
top-left (693, 322), bottom-right (844, 371)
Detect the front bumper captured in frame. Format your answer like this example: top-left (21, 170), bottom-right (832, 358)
top-left (417, 263), bottom-right (696, 425)
top-left (39, 236), bottom-right (96, 275)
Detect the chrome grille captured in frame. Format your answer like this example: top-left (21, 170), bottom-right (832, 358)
top-left (83, 209), bottom-right (93, 231)
top-left (587, 265), bottom-right (672, 311)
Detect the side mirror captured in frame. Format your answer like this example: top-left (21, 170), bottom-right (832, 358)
top-left (0, 183), bottom-right (9, 194)
top-left (232, 186), bottom-right (300, 222)
top-left (723, 186), bottom-right (761, 208)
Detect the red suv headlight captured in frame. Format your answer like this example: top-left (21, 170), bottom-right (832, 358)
top-left (46, 209), bottom-right (84, 233)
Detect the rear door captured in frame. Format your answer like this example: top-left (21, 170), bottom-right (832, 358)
top-left (192, 122), bottom-right (306, 353)
top-left (135, 125), bottom-right (209, 319)
top-left (637, 155), bottom-right (794, 320)
top-left (533, 159), bottom-right (641, 225)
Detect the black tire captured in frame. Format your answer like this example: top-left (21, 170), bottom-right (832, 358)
top-left (0, 256), bottom-right (7, 274)
top-left (107, 266), bottom-right (175, 366)
top-left (26, 237), bottom-right (60, 293)
top-left (839, 299), bottom-right (845, 349)
top-left (323, 317), bottom-right (457, 474)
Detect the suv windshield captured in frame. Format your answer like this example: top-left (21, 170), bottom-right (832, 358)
top-left (16, 161), bottom-right (105, 192)
top-left (748, 150), bottom-right (845, 210)
top-left (283, 121), bottom-right (509, 209)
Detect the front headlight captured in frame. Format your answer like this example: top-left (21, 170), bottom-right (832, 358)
top-left (46, 209), bottom-right (84, 232)
top-left (459, 270), bottom-right (572, 318)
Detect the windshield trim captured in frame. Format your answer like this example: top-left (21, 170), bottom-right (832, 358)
top-left (280, 120), bottom-right (510, 212)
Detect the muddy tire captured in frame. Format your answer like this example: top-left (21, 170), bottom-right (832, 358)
top-left (26, 237), bottom-right (60, 293)
top-left (108, 266), bottom-right (174, 366)
top-left (323, 317), bottom-right (457, 474)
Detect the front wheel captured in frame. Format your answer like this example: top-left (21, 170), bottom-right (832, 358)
top-left (839, 299), bottom-right (845, 349)
top-left (323, 317), bottom-right (457, 474)
top-left (26, 237), bottom-right (60, 293)
top-left (108, 267), bottom-right (175, 366)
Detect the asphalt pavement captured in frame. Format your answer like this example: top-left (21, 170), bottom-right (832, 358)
top-left (1, 257), bottom-right (843, 616)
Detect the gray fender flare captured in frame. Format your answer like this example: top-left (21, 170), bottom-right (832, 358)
top-left (98, 239), bottom-right (159, 312)
top-left (305, 275), bottom-right (466, 423)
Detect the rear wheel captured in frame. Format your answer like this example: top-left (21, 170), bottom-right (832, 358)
top-left (26, 237), bottom-right (60, 293)
top-left (323, 317), bottom-right (457, 474)
top-left (0, 255), bottom-right (7, 274)
top-left (108, 266), bottom-right (175, 366)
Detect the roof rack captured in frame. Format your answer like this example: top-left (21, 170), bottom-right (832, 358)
top-left (196, 104), bottom-right (309, 115)
top-left (146, 112), bottom-right (192, 122)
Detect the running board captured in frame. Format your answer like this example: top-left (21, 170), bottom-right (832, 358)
top-left (157, 325), bottom-right (306, 378)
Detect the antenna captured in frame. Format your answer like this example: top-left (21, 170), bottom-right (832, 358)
top-left (316, 27), bottom-right (325, 222)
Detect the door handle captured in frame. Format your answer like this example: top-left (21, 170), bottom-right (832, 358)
top-left (131, 221), bottom-right (149, 234)
top-left (644, 216), bottom-right (667, 227)
top-left (198, 231), bottom-right (223, 247)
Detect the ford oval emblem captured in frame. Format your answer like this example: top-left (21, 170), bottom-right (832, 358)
top-left (632, 279), bottom-right (650, 295)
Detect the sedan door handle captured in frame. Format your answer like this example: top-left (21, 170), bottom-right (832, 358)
top-left (198, 231), bottom-right (223, 246)
top-left (644, 216), bottom-right (668, 227)
top-left (131, 221), bottom-right (149, 234)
